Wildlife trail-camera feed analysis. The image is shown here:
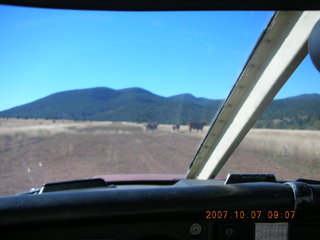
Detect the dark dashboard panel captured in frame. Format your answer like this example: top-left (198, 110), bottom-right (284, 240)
top-left (1, 180), bottom-right (320, 239)
top-left (2, 218), bottom-right (210, 240)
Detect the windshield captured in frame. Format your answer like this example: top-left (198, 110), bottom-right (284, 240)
top-left (0, 6), bottom-right (276, 195)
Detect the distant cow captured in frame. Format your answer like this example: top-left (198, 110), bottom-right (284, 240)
top-left (145, 123), bottom-right (158, 131)
top-left (172, 124), bottom-right (180, 131)
top-left (189, 122), bottom-right (206, 132)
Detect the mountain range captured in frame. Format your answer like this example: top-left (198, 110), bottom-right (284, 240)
top-left (0, 87), bottom-right (319, 129)
top-left (0, 87), bottom-right (222, 125)
top-left (255, 94), bottom-right (320, 129)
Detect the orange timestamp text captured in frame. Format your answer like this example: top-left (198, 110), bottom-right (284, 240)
top-left (205, 210), bottom-right (296, 220)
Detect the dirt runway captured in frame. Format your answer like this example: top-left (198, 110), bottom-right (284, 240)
top-left (1, 118), bottom-right (319, 196)
top-left (0, 119), bottom-right (204, 195)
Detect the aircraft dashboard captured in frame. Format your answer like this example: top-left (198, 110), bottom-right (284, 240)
top-left (0, 176), bottom-right (320, 240)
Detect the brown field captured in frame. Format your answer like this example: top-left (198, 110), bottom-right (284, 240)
top-left (0, 118), bottom-right (319, 196)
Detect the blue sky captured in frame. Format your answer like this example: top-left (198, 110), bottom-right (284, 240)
top-left (0, 6), bottom-right (319, 111)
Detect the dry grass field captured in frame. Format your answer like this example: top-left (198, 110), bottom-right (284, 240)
top-left (0, 118), bottom-right (319, 196)
top-left (217, 129), bottom-right (320, 180)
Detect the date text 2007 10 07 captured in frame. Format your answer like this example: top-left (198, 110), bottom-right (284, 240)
top-left (205, 210), bottom-right (296, 220)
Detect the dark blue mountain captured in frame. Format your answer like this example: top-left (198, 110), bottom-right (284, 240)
top-left (0, 87), bottom-right (222, 124)
top-left (0, 88), bottom-right (319, 129)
